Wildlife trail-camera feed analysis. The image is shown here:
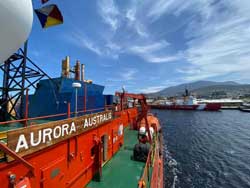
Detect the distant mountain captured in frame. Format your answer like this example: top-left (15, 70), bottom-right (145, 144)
top-left (193, 84), bottom-right (250, 98)
top-left (147, 80), bottom-right (250, 98)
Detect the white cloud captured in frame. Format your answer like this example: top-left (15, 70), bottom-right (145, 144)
top-left (126, 8), bottom-right (136, 22)
top-left (134, 23), bottom-right (149, 38)
top-left (66, 30), bottom-right (121, 59)
top-left (138, 86), bottom-right (166, 93)
top-left (68, 31), bottom-right (103, 56)
top-left (183, 1), bottom-right (250, 80)
top-left (107, 68), bottom-right (137, 82)
top-left (148, 0), bottom-right (176, 20)
top-left (129, 41), bottom-right (182, 63)
top-left (98, 0), bottom-right (120, 31)
top-left (144, 53), bottom-right (182, 63)
top-left (130, 41), bottom-right (169, 53)
top-left (148, 0), bottom-right (212, 21)
top-left (156, 0), bottom-right (250, 82)
top-left (66, 0), bottom-right (250, 87)
top-left (121, 69), bottom-right (137, 81)
top-left (125, 4), bottom-right (149, 38)
top-left (105, 42), bottom-right (121, 51)
top-left (66, 1), bottom-right (182, 65)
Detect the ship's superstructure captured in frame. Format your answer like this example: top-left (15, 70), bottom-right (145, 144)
top-left (0, 54), bottom-right (163, 188)
top-left (0, 86), bottom-right (163, 188)
top-left (27, 57), bottom-right (112, 119)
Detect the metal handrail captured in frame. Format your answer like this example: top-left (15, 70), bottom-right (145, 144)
top-left (0, 105), bottom-right (113, 127)
top-left (0, 105), bottom-right (115, 161)
top-left (138, 147), bottom-right (153, 188)
top-left (0, 142), bottom-right (35, 175)
top-left (138, 134), bottom-right (159, 188)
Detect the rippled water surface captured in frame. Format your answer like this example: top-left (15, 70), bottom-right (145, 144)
top-left (154, 110), bottom-right (250, 188)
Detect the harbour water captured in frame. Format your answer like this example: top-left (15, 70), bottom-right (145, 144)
top-left (154, 110), bottom-right (250, 188)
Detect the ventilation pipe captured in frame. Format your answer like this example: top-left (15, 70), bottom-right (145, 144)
top-left (61, 56), bottom-right (70, 78)
top-left (81, 64), bottom-right (85, 81)
top-left (75, 60), bottom-right (81, 81)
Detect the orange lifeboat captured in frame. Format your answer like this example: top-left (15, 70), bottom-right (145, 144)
top-left (139, 113), bottom-right (160, 132)
top-left (138, 113), bottom-right (160, 144)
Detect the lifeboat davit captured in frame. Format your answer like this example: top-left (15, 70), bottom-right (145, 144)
top-left (0, 0), bottom-right (33, 64)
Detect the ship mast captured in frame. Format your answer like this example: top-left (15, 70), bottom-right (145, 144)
top-left (0, 42), bottom-right (55, 121)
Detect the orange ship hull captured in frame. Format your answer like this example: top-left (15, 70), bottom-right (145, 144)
top-left (0, 107), bottom-right (164, 188)
top-left (0, 108), bottom-right (138, 187)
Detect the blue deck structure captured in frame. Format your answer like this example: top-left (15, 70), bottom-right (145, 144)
top-left (27, 77), bottom-right (113, 119)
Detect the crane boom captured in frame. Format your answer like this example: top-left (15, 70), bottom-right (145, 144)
top-left (115, 92), bottom-right (152, 143)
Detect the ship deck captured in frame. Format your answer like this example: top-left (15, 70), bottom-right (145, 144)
top-left (87, 127), bottom-right (145, 188)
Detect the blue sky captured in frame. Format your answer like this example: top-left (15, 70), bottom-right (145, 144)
top-left (28, 0), bottom-right (250, 94)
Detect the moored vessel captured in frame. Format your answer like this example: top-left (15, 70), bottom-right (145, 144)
top-left (0, 79), bottom-right (164, 188)
top-left (0, 93), bottom-right (164, 188)
top-left (239, 103), bottom-right (250, 112)
top-left (0, 1), bottom-right (164, 187)
top-left (150, 89), bottom-right (221, 111)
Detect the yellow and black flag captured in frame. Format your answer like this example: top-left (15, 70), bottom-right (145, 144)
top-left (35, 4), bottom-right (63, 28)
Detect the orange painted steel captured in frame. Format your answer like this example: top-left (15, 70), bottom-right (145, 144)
top-left (67, 103), bottom-right (71, 118)
top-left (0, 92), bottom-right (164, 188)
top-left (150, 141), bottom-right (160, 188)
top-left (0, 107), bottom-right (138, 188)
top-left (16, 177), bottom-right (32, 188)
top-left (138, 113), bottom-right (164, 188)
top-left (115, 92), bottom-right (152, 143)
top-left (139, 114), bottom-right (161, 131)
top-left (138, 148), bottom-right (152, 188)
top-left (0, 142), bottom-right (34, 174)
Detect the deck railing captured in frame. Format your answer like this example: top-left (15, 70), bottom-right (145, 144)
top-left (0, 105), bottom-right (114, 145)
top-left (138, 150), bottom-right (152, 188)
top-left (138, 146), bottom-right (154, 188)
top-left (0, 105), bottom-right (115, 161)
top-left (0, 105), bottom-right (114, 127)
top-left (138, 133), bottom-right (161, 188)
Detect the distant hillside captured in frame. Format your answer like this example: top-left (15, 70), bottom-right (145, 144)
top-left (193, 84), bottom-right (250, 98)
top-left (147, 80), bottom-right (250, 98)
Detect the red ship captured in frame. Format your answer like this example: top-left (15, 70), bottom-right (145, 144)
top-left (0, 91), bottom-right (164, 188)
top-left (0, 1), bottom-right (164, 188)
top-left (150, 89), bottom-right (221, 111)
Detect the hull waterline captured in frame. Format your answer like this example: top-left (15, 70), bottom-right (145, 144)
top-left (150, 103), bottom-right (221, 111)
